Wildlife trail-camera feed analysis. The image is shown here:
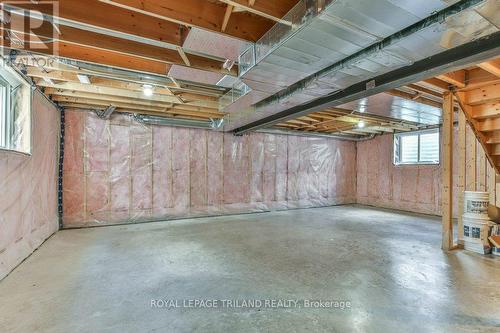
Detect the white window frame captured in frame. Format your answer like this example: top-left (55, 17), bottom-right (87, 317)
top-left (0, 76), bottom-right (11, 149)
top-left (0, 62), bottom-right (33, 155)
top-left (393, 128), bottom-right (440, 166)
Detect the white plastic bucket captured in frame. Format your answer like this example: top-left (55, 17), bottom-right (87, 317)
top-left (463, 191), bottom-right (490, 219)
top-left (463, 217), bottom-right (493, 254)
top-left (464, 241), bottom-right (492, 255)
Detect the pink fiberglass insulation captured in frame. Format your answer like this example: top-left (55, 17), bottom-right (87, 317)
top-left (357, 133), bottom-right (459, 216)
top-left (62, 110), bottom-right (357, 227)
top-left (0, 92), bottom-right (59, 280)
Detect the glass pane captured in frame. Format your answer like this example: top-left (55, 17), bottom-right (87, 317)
top-left (400, 135), bottom-right (418, 163)
top-left (0, 84), bottom-right (5, 148)
top-left (394, 136), bottom-right (401, 164)
top-left (419, 132), bottom-right (439, 163)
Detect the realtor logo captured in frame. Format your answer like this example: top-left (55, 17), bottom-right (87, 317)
top-left (0, 1), bottom-right (59, 56)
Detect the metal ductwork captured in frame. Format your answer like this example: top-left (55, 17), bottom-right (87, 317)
top-left (132, 114), bottom-right (224, 130)
top-left (220, 0), bottom-right (499, 133)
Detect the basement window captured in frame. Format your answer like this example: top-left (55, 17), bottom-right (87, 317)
top-left (394, 129), bottom-right (440, 165)
top-left (0, 62), bottom-right (32, 154)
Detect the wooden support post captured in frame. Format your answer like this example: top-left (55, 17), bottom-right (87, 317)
top-left (458, 111), bottom-right (466, 246)
top-left (442, 91), bottom-right (454, 251)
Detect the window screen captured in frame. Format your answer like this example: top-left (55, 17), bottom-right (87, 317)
top-left (394, 129), bottom-right (440, 165)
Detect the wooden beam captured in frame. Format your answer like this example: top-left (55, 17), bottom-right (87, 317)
top-left (1, 19), bottom-right (235, 75)
top-left (478, 58), bottom-right (500, 78)
top-left (5, 0), bottom-right (185, 46)
top-left (421, 78), bottom-right (450, 91)
top-left (459, 68), bottom-right (500, 91)
top-left (217, 0), bottom-right (295, 24)
top-left (27, 67), bottom-right (181, 96)
top-left (442, 91), bottom-right (454, 251)
top-left (437, 70), bottom-right (466, 88)
top-left (52, 96), bottom-right (222, 118)
top-left (38, 81), bottom-right (218, 109)
top-left (405, 83), bottom-right (443, 98)
top-left (176, 47), bottom-right (191, 67)
top-left (3, 39), bottom-right (172, 76)
top-left (99, 0), bottom-right (274, 42)
top-left (24, 65), bottom-right (224, 97)
top-left (221, 5), bottom-right (234, 32)
top-left (45, 88), bottom-right (220, 114)
top-left (386, 89), bottom-right (443, 109)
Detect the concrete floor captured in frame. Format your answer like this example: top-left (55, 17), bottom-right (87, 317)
top-left (1, 205), bottom-right (499, 333)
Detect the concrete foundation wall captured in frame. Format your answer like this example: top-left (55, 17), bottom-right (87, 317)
top-left (0, 92), bottom-right (59, 280)
top-left (63, 110), bottom-right (357, 227)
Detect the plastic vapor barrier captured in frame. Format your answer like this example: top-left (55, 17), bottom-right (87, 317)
top-left (63, 110), bottom-right (357, 227)
top-left (0, 92), bottom-right (59, 280)
top-left (357, 132), bottom-right (460, 216)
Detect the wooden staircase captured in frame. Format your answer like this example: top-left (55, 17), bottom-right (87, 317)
top-left (449, 59), bottom-right (500, 173)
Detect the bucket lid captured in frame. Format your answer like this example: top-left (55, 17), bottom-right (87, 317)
top-left (464, 191), bottom-right (490, 195)
top-left (463, 215), bottom-right (491, 222)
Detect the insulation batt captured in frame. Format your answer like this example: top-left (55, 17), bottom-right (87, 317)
top-left (0, 93), bottom-right (59, 280)
top-left (356, 133), bottom-right (460, 216)
top-left (62, 111), bottom-right (357, 227)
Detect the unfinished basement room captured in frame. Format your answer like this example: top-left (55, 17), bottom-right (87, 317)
top-left (1, 0), bottom-right (500, 332)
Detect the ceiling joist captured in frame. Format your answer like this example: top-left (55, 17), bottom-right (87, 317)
top-left (0, 18), bottom-right (235, 75)
top-left (98, 0), bottom-right (278, 42)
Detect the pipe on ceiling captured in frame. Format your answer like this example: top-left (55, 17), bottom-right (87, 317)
top-left (257, 128), bottom-right (377, 141)
top-left (132, 114), bottom-right (224, 130)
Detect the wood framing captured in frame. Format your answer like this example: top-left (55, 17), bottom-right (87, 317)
top-left (0, 18), bottom-right (236, 75)
top-left (437, 70), bottom-right (466, 89)
top-left (98, 0), bottom-right (282, 42)
top-left (4, 0), bottom-right (186, 46)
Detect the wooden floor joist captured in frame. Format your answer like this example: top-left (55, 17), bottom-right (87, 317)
top-left (98, 0), bottom-right (299, 42)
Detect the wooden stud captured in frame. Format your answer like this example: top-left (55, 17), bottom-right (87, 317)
top-left (465, 124), bottom-right (477, 191)
top-left (477, 142), bottom-right (487, 191)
